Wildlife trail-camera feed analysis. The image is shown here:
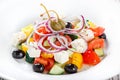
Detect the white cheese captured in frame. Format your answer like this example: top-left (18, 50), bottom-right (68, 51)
top-left (12, 32), bottom-right (26, 47)
top-left (27, 46), bottom-right (41, 57)
top-left (29, 42), bottom-right (38, 48)
top-left (27, 42), bottom-right (41, 57)
top-left (80, 29), bottom-right (94, 42)
top-left (71, 38), bottom-right (87, 53)
top-left (54, 51), bottom-right (69, 64)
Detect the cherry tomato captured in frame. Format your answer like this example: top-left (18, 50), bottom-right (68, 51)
top-left (82, 49), bottom-right (101, 65)
top-left (88, 38), bottom-right (105, 49)
top-left (90, 27), bottom-right (105, 37)
top-left (33, 26), bottom-right (50, 42)
top-left (45, 58), bottom-right (54, 71)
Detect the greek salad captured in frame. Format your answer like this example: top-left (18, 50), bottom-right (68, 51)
top-left (12, 4), bottom-right (107, 75)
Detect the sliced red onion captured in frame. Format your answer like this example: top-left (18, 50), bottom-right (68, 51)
top-left (34, 21), bottom-right (53, 36)
top-left (37, 36), bottom-right (62, 53)
top-left (47, 35), bottom-right (67, 50)
top-left (34, 20), bottom-right (47, 28)
top-left (66, 15), bottom-right (85, 32)
top-left (56, 34), bottom-right (69, 48)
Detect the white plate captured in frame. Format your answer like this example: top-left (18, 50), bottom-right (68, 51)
top-left (0, 0), bottom-right (120, 80)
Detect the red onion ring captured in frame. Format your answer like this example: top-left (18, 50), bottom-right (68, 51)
top-left (38, 36), bottom-right (62, 53)
top-left (66, 15), bottom-right (85, 32)
top-left (56, 34), bottom-right (69, 48)
top-left (47, 35), bottom-right (68, 50)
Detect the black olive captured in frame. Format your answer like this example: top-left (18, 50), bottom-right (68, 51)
top-left (64, 64), bottom-right (78, 74)
top-left (99, 33), bottom-right (106, 39)
top-left (33, 63), bottom-right (45, 73)
top-left (65, 22), bottom-right (72, 28)
top-left (12, 49), bottom-right (25, 59)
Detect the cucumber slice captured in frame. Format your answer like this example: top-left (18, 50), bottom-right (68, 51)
top-left (55, 63), bottom-right (66, 68)
top-left (94, 48), bottom-right (104, 57)
top-left (49, 65), bottom-right (64, 75)
top-left (43, 40), bottom-right (50, 46)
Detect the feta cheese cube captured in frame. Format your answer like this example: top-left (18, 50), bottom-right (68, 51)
top-left (54, 51), bottom-right (69, 64)
top-left (29, 42), bottom-right (38, 48)
top-left (27, 46), bottom-right (41, 57)
top-left (71, 38), bottom-right (87, 53)
top-left (12, 32), bottom-right (27, 47)
top-left (80, 29), bottom-right (94, 41)
top-left (27, 42), bottom-right (41, 57)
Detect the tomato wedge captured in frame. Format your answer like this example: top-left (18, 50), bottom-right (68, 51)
top-left (90, 27), bottom-right (105, 37)
top-left (34, 57), bottom-right (48, 66)
top-left (55, 40), bottom-right (62, 46)
top-left (88, 38), bottom-right (105, 49)
top-left (65, 35), bottom-right (72, 43)
top-left (45, 58), bottom-right (54, 71)
top-left (82, 49), bottom-right (101, 65)
top-left (34, 57), bottom-right (54, 72)
top-left (33, 26), bottom-right (50, 42)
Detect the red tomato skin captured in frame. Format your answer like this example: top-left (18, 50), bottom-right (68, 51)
top-left (55, 41), bottom-right (62, 46)
top-left (65, 35), bottom-right (72, 43)
top-left (90, 27), bottom-right (105, 37)
top-left (55, 35), bottom-right (72, 46)
top-left (45, 58), bottom-right (54, 71)
top-left (34, 57), bottom-right (54, 72)
top-left (34, 57), bottom-right (48, 66)
top-left (82, 49), bottom-right (101, 65)
top-left (88, 38), bottom-right (105, 49)
top-left (33, 26), bottom-right (50, 42)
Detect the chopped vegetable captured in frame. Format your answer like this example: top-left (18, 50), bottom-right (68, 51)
top-left (45, 58), bottom-right (54, 71)
top-left (87, 20), bottom-right (96, 28)
top-left (88, 38), bottom-right (105, 49)
top-left (41, 52), bottom-right (54, 58)
top-left (94, 48), bottom-right (104, 57)
top-left (21, 43), bottom-right (28, 53)
top-left (25, 52), bottom-right (35, 63)
top-left (34, 57), bottom-right (48, 66)
top-left (49, 65), bottom-right (64, 75)
top-left (71, 52), bottom-right (83, 69)
top-left (83, 49), bottom-right (101, 65)
top-left (21, 24), bottom-right (34, 37)
top-left (67, 34), bottom-right (78, 41)
top-left (90, 27), bottom-right (105, 37)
